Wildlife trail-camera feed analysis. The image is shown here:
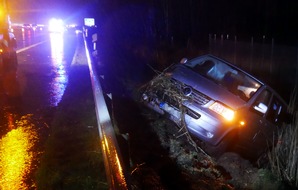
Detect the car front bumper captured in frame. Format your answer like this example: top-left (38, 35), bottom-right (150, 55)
top-left (142, 97), bottom-right (227, 146)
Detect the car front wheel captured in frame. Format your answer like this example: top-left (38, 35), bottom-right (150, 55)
top-left (199, 131), bottom-right (237, 159)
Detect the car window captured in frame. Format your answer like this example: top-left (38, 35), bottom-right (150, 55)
top-left (186, 59), bottom-right (262, 101)
top-left (266, 95), bottom-right (284, 125)
top-left (252, 89), bottom-right (272, 116)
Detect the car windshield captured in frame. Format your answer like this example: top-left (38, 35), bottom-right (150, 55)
top-left (185, 59), bottom-right (262, 101)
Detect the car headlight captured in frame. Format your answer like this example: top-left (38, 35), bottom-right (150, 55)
top-left (209, 102), bottom-right (235, 121)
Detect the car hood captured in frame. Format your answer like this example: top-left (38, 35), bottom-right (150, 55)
top-left (168, 64), bottom-right (245, 109)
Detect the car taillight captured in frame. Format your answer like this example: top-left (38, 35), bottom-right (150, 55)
top-left (209, 102), bottom-right (235, 121)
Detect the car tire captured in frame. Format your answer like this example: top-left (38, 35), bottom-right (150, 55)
top-left (202, 131), bottom-right (237, 159)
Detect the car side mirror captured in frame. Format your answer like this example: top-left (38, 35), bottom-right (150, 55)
top-left (180, 58), bottom-right (188, 64)
top-left (253, 102), bottom-right (268, 114)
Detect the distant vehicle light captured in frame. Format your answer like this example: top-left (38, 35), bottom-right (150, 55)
top-left (209, 102), bottom-right (235, 121)
top-left (48, 18), bottom-right (64, 33)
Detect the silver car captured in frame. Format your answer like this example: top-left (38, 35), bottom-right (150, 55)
top-left (141, 54), bottom-right (290, 158)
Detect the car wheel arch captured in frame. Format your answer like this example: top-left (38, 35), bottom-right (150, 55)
top-left (200, 129), bottom-right (239, 159)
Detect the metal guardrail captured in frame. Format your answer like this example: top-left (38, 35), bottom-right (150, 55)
top-left (83, 31), bottom-right (130, 190)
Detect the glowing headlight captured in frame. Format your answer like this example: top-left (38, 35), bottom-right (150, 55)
top-left (209, 102), bottom-right (235, 121)
top-left (48, 18), bottom-right (64, 33)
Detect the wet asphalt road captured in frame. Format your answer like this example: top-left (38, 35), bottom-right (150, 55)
top-left (15, 29), bottom-right (78, 113)
top-left (0, 28), bottom-right (82, 189)
top-left (1, 28), bottom-right (80, 114)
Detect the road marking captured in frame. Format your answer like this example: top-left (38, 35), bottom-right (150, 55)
top-left (16, 40), bottom-right (47, 54)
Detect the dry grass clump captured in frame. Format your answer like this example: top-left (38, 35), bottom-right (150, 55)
top-left (148, 115), bottom-right (231, 189)
top-left (142, 73), bottom-right (207, 154)
top-left (143, 73), bottom-right (189, 107)
top-left (268, 87), bottom-right (298, 188)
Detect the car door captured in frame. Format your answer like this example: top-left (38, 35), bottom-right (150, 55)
top-left (264, 94), bottom-right (287, 140)
top-left (238, 88), bottom-right (273, 156)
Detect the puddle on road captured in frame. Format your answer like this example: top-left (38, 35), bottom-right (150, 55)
top-left (0, 113), bottom-right (41, 189)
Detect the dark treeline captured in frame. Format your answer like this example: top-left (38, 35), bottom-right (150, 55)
top-left (92, 0), bottom-right (298, 47)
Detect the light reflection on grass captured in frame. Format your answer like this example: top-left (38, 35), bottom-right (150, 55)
top-left (0, 114), bottom-right (39, 190)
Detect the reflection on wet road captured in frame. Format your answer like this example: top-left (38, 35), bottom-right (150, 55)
top-left (0, 114), bottom-right (39, 189)
top-left (49, 33), bottom-right (68, 106)
top-left (0, 29), bottom-right (74, 189)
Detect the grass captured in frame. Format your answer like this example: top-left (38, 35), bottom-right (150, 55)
top-left (35, 66), bottom-right (108, 189)
top-left (268, 87), bottom-right (298, 188)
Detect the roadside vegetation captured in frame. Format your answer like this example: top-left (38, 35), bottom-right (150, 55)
top-left (269, 87), bottom-right (298, 188)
